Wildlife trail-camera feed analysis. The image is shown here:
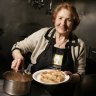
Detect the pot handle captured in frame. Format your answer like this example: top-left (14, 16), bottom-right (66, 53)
top-left (24, 63), bottom-right (33, 73)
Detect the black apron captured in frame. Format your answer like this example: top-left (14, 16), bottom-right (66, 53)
top-left (31, 28), bottom-right (79, 96)
top-left (32, 28), bottom-right (75, 73)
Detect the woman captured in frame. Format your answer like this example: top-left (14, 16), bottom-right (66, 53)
top-left (11, 2), bottom-right (86, 96)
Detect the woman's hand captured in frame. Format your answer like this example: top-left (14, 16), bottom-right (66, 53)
top-left (11, 58), bottom-right (24, 72)
top-left (64, 71), bottom-right (73, 80)
top-left (64, 71), bottom-right (81, 83)
top-left (11, 49), bottom-right (24, 72)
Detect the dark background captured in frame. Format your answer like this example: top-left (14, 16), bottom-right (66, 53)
top-left (0, 0), bottom-right (96, 78)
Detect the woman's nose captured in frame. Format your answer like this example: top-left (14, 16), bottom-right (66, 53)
top-left (61, 20), bottom-right (67, 27)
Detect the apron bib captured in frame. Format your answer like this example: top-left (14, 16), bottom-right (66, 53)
top-left (32, 28), bottom-right (74, 73)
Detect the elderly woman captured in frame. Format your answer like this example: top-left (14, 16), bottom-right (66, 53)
top-left (11, 2), bottom-right (86, 96)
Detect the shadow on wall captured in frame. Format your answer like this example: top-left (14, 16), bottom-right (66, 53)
top-left (74, 1), bottom-right (96, 48)
top-left (0, 28), bottom-right (11, 79)
top-left (14, 22), bottom-right (43, 41)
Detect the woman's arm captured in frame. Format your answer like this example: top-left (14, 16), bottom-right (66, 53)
top-left (73, 40), bottom-right (86, 82)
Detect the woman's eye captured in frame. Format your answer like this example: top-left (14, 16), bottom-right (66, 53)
top-left (59, 17), bottom-right (62, 20)
top-left (68, 19), bottom-right (73, 22)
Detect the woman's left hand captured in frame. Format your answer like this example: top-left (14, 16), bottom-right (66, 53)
top-left (64, 71), bottom-right (81, 83)
top-left (64, 71), bottom-right (74, 82)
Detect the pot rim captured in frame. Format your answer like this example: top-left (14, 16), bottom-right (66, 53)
top-left (3, 70), bottom-right (32, 82)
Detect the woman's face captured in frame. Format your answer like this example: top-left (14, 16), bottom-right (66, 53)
top-left (54, 8), bottom-right (73, 35)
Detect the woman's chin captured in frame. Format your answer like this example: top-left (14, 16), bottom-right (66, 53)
top-left (58, 31), bottom-right (68, 35)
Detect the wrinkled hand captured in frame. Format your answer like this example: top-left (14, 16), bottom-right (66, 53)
top-left (11, 58), bottom-right (24, 72)
top-left (64, 71), bottom-right (74, 82)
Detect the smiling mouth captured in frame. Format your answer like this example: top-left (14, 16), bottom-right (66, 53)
top-left (59, 27), bottom-right (67, 32)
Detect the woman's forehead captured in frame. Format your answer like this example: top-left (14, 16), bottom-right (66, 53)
top-left (56, 8), bottom-right (73, 18)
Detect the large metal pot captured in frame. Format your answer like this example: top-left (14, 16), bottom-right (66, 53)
top-left (3, 70), bottom-right (32, 95)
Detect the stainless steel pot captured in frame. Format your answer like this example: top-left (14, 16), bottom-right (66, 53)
top-left (3, 70), bottom-right (32, 95)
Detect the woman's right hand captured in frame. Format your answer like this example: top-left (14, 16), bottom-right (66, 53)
top-left (11, 58), bottom-right (24, 72)
top-left (11, 49), bottom-right (24, 72)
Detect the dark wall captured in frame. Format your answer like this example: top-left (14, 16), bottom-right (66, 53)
top-left (0, 0), bottom-right (96, 77)
top-left (74, 1), bottom-right (96, 47)
top-left (0, 0), bottom-right (54, 78)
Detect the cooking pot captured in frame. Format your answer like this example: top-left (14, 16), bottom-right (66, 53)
top-left (3, 70), bottom-right (32, 95)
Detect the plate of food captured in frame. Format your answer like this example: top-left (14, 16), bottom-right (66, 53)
top-left (32, 69), bottom-right (70, 85)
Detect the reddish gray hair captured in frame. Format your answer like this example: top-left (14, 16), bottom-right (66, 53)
top-left (52, 2), bottom-right (80, 31)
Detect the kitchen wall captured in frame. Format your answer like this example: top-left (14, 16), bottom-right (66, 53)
top-left (74, 1), bottom-right (96, 61)
top-left (0, 0), bottom-right (96, 77)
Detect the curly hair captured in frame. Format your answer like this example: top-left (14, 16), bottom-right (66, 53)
top-left (52, 2), bottom-right (80, 31)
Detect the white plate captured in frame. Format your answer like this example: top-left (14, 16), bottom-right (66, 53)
top-left (32, 69), bottom-right (70, 85)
